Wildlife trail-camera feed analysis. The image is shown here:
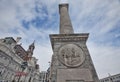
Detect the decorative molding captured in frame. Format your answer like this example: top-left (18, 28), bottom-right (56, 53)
top-left (50, 33), bottom-right (89, 42)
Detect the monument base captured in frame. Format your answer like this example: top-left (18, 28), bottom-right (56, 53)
top-left (57, 68), bottom-right (94, 82)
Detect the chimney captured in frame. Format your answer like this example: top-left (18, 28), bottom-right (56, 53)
top-left (59, 4), bottom-right (74, 34)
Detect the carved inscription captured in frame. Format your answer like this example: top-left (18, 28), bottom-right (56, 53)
top-left (58, 44), bottom-right (85, 67)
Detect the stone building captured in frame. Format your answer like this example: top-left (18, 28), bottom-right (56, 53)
top-left (0, 37), bottom-right (40, 82)
top-left (100, 73), bottom-right (120, 82)
top-left (49, 3), bottom-right (99, 82)
top-left (39, 71), bottom-right (47, 82)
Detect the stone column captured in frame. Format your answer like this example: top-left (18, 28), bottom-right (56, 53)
top-left (59, 4), bottom-right (74, 34)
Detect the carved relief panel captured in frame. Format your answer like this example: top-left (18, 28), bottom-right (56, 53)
top-left (58, 44), bottom-right (85, 67)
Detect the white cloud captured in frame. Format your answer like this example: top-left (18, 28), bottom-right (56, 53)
top-left (60, 0), bottom-right (68, 4)
top-left (70, 0), bottom-right (120, 35)
top-left (33, 43), bottom-right (52, 71)
top-left (87, 42), bottom-right (120, 78)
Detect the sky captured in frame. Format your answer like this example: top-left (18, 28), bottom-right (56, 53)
top-left (0, 0), bottom-right (120, 79)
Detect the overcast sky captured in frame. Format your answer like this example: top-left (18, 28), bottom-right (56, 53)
top-left (0, 0), bottom-right (120, 79)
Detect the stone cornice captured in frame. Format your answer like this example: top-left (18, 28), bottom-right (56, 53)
top-left (49, 33), bottom-right (89, 50)
top-left (50, 33), bottom-right (89, 42)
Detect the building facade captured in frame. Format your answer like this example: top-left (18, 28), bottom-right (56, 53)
top-left (39, 71), bottom-right (47, 82)
top-left (100, 73), bottom-right (120, 82)
top-left (0, 37), bottom-right (40, 82)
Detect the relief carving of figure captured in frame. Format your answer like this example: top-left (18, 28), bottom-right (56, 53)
top-left (59, 44), bottom-right (85, 67)
top-left (61, 47), bottom-right (81, 65)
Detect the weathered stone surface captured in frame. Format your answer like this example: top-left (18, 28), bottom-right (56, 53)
top-left (50, 34), bottom-right (99, 82)
top-left (59, 4), bottom-right (74, 34)
top-left (58, 44), bottom-right (85, 67)
top-left (49, 3), bottom-right (99, 82)
top-left (57, 68), bottom-right (94, 82)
